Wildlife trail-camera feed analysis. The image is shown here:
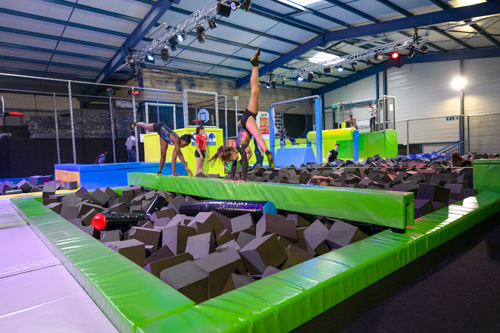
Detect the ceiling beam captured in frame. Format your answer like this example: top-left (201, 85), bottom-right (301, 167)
top-left (236, 1), bottom-right (500, 88)
top-left (313, 47), bottom-right (500, 95)
top-left (95, 0), bottom-right (175, 84)
top-left (42, 0), bottom-right (142, 22)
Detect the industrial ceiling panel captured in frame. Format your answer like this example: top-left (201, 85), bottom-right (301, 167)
top-left (346, 0), bottom-right (403, 20)
top-left (77, 0), bottom-right (152, 19)
top-left (219, 10), bottom-right (279, 32)
top-left (389, 0), bottom-right (441, 14)
top-left (0, 59), bottom-right (48, 72)
top-left (254, 0), bottom-right (301, 14)
top-left (174, 0), bottom-right (211, 12)
top-left (0, 32), bottom-right (59, 49)
top-left (232, 48), bottom-right (276, 63)
top-left (1, 0), bottom-right (73, 20)
top-left (428, 40), bottom-right (467, 50)
top-left (166, 60), bottom-right (214, 73)
top-left (69, 9), bottom-right (139, 34)
top-left (248, 36), bottom-right (296, 53)
top-left (175, 49), bottom-right (227, 65)
top-left (56, 42), bottom-right (117, 58)
top-left (50, 54), bottom-right (107, 68)
top-left (0, 46), bottom-right (53, 62)
top-left (290, 13), bottom-right (344, 30)
top-left (61, 26), bottom-right (127, 47)
top-left (465, 36), bottom-right (499, 48)
top-left (316, 6), bottom-right (368, 26)
top-left (264, 22), bottom-right (315, 43)
top-left (218, 58), bottom-right (251, 70)
top-left (201, 24), bottom-right (261, 45)
top-left (157, 11), bottom-right (189, 29)
top-left (206, 67), bottom-right (247, 77)
top-left (46, 65), bottom-right (100, 76)
top-left (0, 13), bottom-right (65, 36)
top-left (188, 39), bottom-right (244, 55)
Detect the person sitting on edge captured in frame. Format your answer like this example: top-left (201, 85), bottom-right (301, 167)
top-left (450, 152), bottom-right (472, 167)
top-left (341, 114), bottom-right (359, 130)
top-left (309, 175), bottom-right (334, 186)
top-left (327, 143), bottom-right (340, 164)
top-left (369, 102), bottom-right (378, 132)
top-left (95, 150), bottom-right (108, 164)
top-left (195, 125), bottom-right (210, 175)
top-left (131, 121), bottom-right (193, 177)
top-left (209, 48), bottom-right (275, 182)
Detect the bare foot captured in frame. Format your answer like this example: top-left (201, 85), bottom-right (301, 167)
top-left (172, 173), bottom-right (180, 177)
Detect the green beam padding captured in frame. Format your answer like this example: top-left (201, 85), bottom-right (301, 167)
top-left (127, 173), bottom-right (415, 229)
top-left (11, 197), bottom-right (195, 333)
top-left (473, 159), bottom-right (500, 194)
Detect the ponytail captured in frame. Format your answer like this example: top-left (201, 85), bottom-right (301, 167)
top-left (180, 134), bottom-right (193, 144)
top-left (209, 146), bottom-right (236, 166)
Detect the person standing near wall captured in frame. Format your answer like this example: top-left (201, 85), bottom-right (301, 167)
top-left (369, 102), bottom-right (378, 132)
top-left (125, 132), bottom-right (136, 162)
top-left (95, 150), bottom-right (108, 164)
top-left (195, 125), bottom-right (209, 175)
top-left (341, 115), bottom-right (359, 130)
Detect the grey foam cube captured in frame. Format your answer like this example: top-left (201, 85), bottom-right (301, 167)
top-left (160, 261), bottom-right (209, 304)
top-left (193, 252), bottom-right (238, 298)
top-left (105, 239), bottom-right (145, 267)
top-left (185, 232), bottom-right (216, 260)
top-left (303, 220), bottom-right (330, 255)
top-left (239, 234), bottom-right (287, 275)
top-left (145, 252), bottom-right (193, 278)
top-left (161, 224), bottom-right (196, 255)
top-left (255, 213), bottom-right (297, 240)
top-left (326, 220), bottom-right (368, 249)
top-left (129, 227), bottom-right (162, 251)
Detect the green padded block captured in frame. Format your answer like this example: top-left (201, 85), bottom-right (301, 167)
top-left (358, 133), bottom-right (369, 159)
top-left (367, 132), bottom-right (386, 157)
top-left (128, 173), bottom-right (414, 229)
top-left (474, 159), bottom-right (500, 194)
top-left (384, 130), bottom-right (398, 158)
top-left (337, 140), bottom-right (353, 159)
top-left (11, 197), bottom-right (195, 333)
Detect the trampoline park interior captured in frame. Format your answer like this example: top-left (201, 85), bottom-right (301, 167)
top-left (2, 0), bottom-right (500, 332)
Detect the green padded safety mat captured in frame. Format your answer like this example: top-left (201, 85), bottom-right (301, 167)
top-left (127, 173), bottom-right (415, 229)
top-left (11, 197), bottom-right (195, 333)
top-left (473, 159), bottom-right (500, 194)
top-left (136, 191), bottom-right (500, 332)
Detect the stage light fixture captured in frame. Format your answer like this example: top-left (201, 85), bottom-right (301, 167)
top-left (451, 76), bottom-right (466, 90)
top-left (241, 0), bottom-right (252, 11)
top-left (374, 53), bottom-right (383, 61)
top-left (197, 25), bottom-right (205, 43)
top-left (145, 53), bottom-right (155, 63)
top-left (168, 36), bottom-right (178, 51)
top-left (407, 45), bottom-right (415, 58)
top-left (391, 52), bottom-right (399, 59)
top-left (266, 81), bottom-right (271, 89)
top-left (324, 66), bottom-right (332, 74)
top-left (296, 73), bottom-right (304, 82)
top-left (337, 65), bottom-right (343, 72)
top-left (140, 61), bottom-right (146, 69)
top-left (130, 62), bottom-right (137, 75)
top-left (421, 44), bottom-right (428, 53)
top-left (282, 78), bottom-right (286, 86)
top-left (271, 79), bottom-right (276, 89)
top-left (177, 30), bottom-right (186, 43)
top-left (217, 2), bottom-right (232, 17)
top-left (352, 61), bottom-right (357, 73)
top-left (367, 58), bottom-right (372, 65)
top-left (161, 46), bottom-right (169, 62)
top-left (208, 17), bottom-right (217, 29)
top-left (308, 72), bottom-right (314, 82)
top-left (230, 1), bottom-right (240, 10)
top-left (317, 69), bottom-right (323, 78)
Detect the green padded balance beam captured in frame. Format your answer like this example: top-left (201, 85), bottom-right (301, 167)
top-left (474, 159), bottom-right (500, 194)
top-left (127, 173), bottom-right (415, 230)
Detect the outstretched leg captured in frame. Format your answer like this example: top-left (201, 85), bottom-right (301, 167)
top-left (159, 138), bottom-right (168, 175)
top-left (133, 122), bottom-right (155, 132)
top-left (237, 145), bottom-right (249, 181)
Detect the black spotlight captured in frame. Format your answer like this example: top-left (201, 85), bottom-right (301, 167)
top-left (374, 53), bottom-right (383, 61)
top-left (168, 36), bottom-right (178, 52)
top-left (241, 0), bottom-right (252, 11)
top-left (217, 2), bottom-right (232, 17)
top-left (367, 58), bottom-right (372, 66)
top-left (197, 25), bottom-right (206, 43)
top-left (308, 72), bottom-right (314, 82)
top-left (421, 44), bottom-right (428, 53)
top-left (352, 60), bottom-right (357, 73)
top-left (271, 79), bottom-right (276, 89)
top-left (129, 62), bottom-right (137, 75)
top-left (281, 78), bottom-right (286, 86)
top-left (317, 69), bottom-right (323, 78)
top-left (296, 73), bottom-right (304, 82)
top-left (145, 52), bottom-right (155, 64)
top-left (176, 30), bottom-right (186, 43)
top-left (407, 45), bottom-right (415, 58)
top-left (230, 1), bottom-right (240, 10)
top-left (161, 46), bottom-right (169, 62)
top-left (208, 17), bottom-right (217, 29)
top-left (140, 61), bottom-right (146, 69)
top-left (324, 66), bottom-right (332, 74)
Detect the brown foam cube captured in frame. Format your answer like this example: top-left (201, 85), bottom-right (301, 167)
top-left (63, 181), bottom-right (78, 190)
top-left (326, 220), bottom-right (368, 249)
top-left (60, 205), bottom-right (81, 220)
top-left (161, 225), bottom-right (195, 255)
top-left (277, 236), bottom-right (293, 251)
top-left (216, 240), bottom-right (241, 252)
top-left (185, 232), bottom-right (216, 259)
top-left (46, 202), bottom-right (62, 214)
top-left (150, 208), bottom-right (177, 223)
top-left (236, 231), bottom-right (255, 249)
top-left (129, 227), bottom-right (162, 251)
top-left (190, 212), bottom-right (225, 234)
top-left (61, 193), bottom-right (81, 206)
top-left (417, 184), bottom-right (450, 205)
top-left (444, 183), bottom-right (464, 201)
top-left (138, 221), bottom-right (154, 229)
top-left (188, 221), bottom-right (215, 235)
top-left (145, 253), bottom-right (193, 278)
top-left (109, 202), bottom-right (129, 213)
top-left (89, 188), bottom-right (111, 206)
top-left (215, 229), bottom-right (235, 247)
top-left (256, 213), bottom-right (297, 240)
top-left (222, 274), bottom-right (254, 294)
top-left (239, 234), bottom-right (287, 275)
top-left (167, 195), bottom-right (186, 213)
top-left (165, 214), bottom-right (192, 227)
top-left (262, 266), bottom-right (281, 278)
top-left (106, 239), bottom-right (145, 267)
top-left (130, 205), bottom-right (144, 213)
top-left (100, 230), bottom-right (121, 242)
top-left (282, 244), bottom-right (314, 269)
top-left (75, 187), bottom-right (90, 200)
top-left (121, 188), bottom-right (135, 205)
top-left (303, 220), bottom-right (330, 255)
top-left (213, 211), bottom-right (232, 231)
top-left (218, 247), bottom-right (246, 274)
top-left (145, 245), bottom-right (174, 264)
top-left (42, 198), bottom-right (57, 206)
top-left (193, 252), bottom-right (238, 298)
top-left (17, 179), bottom-right (32, 193)
top-left (414, 199), bottom-right (435, 218)
top-left (231, 213), bottom-right (255, 235)
top-left (81, 208), bottom-right (98, 226)
top-left (80, 202), bottom-right (103, 216)
top-left (42, 182), bottom-right (57, 198)
top-left (287, 214), bottom-right (311, 228)
top-left (160, 261), bottom-right (209, 304)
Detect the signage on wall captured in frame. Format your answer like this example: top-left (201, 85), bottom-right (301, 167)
top-left (446, 116), bottom-right (459, 121)
top-left (192, 132), bottom-right (217, 147)
top-left (128, 89), bottom-right (141, 96)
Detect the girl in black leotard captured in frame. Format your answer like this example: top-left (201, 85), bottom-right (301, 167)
top-left (132, 122), bottom-right (193, 177)
top-left (209, 48), bottom-right (275, 182)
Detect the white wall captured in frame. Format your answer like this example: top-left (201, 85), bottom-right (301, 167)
top-left (322, 57), bottom-right (500, 153)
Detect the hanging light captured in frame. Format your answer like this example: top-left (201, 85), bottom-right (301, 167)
top-left (208, 17), bottom-right (217, 29)
top-left (391, 52), bottom-right (399, 59)
top-left (176, 30), bottom-right (186, 43)
top-left (241, 0), bottom-right (252, 11)
top-left (317, 69), bottom-right (323, 78)
top-left (145, 53), bottom-right (155, 63)
top-left (230, 1), bottom-right (240, 10)
top-left (281, 78), bottom-right (286, 86)
top-left (421, 44), bottom-right (428, 53)
top-left (337, 65), bottom-right (344, 72)
top-left (161, 46), bottom-right (169, 62)
top-left (217, 2), bottom-right (232, 17)
top-left (271, 79), bottom-right (277, 89)
top-left (407, 45), bottom-right (415, 58)
top-left (196, 25), bottom-right (205, 43)
top-left (324, 66), bottom-right (333, 73)
top-left (308, 72), bottom-right (314, 82)
top-left (351, 60), bottom-right (358, 73)
top-left (374, 53), bottom-right (383, 61)
top-left (296, 73), bottom-right (304, 82)
top-left (168, 36), bottom-right (178, 52)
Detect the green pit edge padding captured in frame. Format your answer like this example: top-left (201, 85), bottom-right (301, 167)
top-left (10, 197), bottom-right (195, 333)
top-left (128, 173), bottom-right (415, 229)
top-left (473, 159), bottom-right (500, 194)
top-left (136, 190), bottom-right (500, 332)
